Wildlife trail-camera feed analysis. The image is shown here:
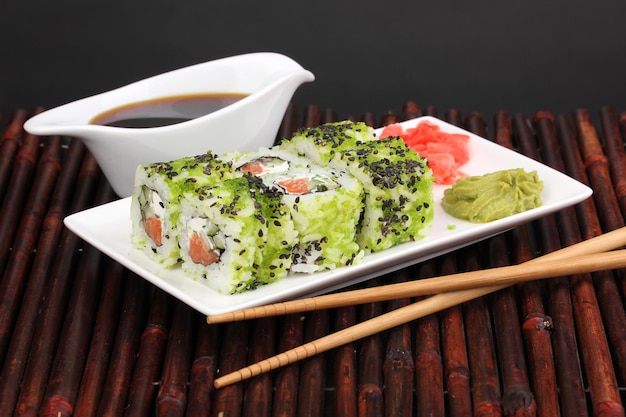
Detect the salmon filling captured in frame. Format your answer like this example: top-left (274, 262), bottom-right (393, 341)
top-left (275, 175), bottom-right (339, 195)
top-left (186, 217), bottom-right (225, 266)
top-left (142, 216), bottom-right (163, 246)
top-left (238, 156), bottom-right (289, 176)
top-left (189, 233), bottom-right (220, 266)
top-left (138, 186), bottom-right (166, 247)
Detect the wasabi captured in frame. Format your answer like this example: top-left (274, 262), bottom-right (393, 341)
top-left (442, 168), bottom-right (543, 223)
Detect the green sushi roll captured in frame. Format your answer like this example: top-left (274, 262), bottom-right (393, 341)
top-left (271, 165), bottom-right (364, 272)
top-left (279, 120), bottom-right (378, 165)
top-left (330, 137), bottom-right (435, 252)
top-left (282, 124), bottom-right (435, 252)
top-left (177, 174), bottom-right (296, 294)
top-left (130, 151), bottom-right (235, 267)
top-left (227, 146), bottom-right (365, 272)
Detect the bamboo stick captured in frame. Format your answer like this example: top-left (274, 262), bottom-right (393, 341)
top-left (0, 134), bottom-right (61, 358)
top-left (425, 105), bottom-right (439, 118)
top-left (380, 111), bottom-right (401, 127)
top-left (95, 273), bottom-right (149, 417)
top-left (402, 101), bottom-right (422, 120)
top-left (515, 111), bottom-right (571, 416)
top-left (444, 108), bottom-right (463, 127)
top-left (334, 305), bottom-right (358, 417)
top-left (241, 317), bottom-right (275, 417)
top-left (463, 254), bottom-right (502, 416)
top-left (156, 302), bottom-right (196, 417)
top-left (274, 314), bottom-right (304, 416)
top-left (492, 112), bottom-right (536, 416)
top-left (0, 114), bottom-right (42, 274)
top-left (534, 112), bottom-right (588, 416)
top-left (414, 260), bottom-right (444, 417)
top-left (360, 111), bottom-right (376, 128)
top-left (323, 107), bottom-right (338, 124)
top-left (383, 270), bottom-right (414, 417)
top-left (123, 289), bottom-right (173, 417)
top-left (39, 180), bottom-right (114, 417)
top-left (572, 110), bottom-right (626, 382)
top-left (439, 252), bottom-right (472, 416)
top-left (488, 235), bottom-right (536, 416)
top-left (13, 151), bottom-right (100, 416)
top-left (356, 279), bottom-right (384, 417)
top-left (599, 106), bottom-right (626, 216)
top-left (296, 310), bottom-right (330, 416)
top-left (0, 139), bottom-right (85, 413)
top-left (0, 109), bottom-right (27, 200)
top-left (575, 109), bottom-right (624, 232)
top-left (302, 103), bottom-right (321, 128)
top-left (186, 318), bottom-right (219, 417)
top-left (211, 321), bottom-right (250, 416)
top-left (512, 113), bottom-right (560, 417)
top-left (73, 261), bottom-right (125, 417)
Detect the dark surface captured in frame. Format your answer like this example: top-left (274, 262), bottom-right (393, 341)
top-left (2, 0), bottom-right (626, 121)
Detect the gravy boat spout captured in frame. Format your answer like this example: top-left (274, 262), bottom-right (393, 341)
top-left (24, 52), bottom-right (315, 197)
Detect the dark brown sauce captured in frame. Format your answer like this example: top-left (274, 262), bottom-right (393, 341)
top-left (90, 93), bottom-right (248, 128)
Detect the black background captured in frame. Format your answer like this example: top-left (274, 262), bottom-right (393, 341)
top-left (2, 0), bottom-right (626, 122)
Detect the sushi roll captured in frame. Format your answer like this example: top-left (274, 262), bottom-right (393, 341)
top-left (130, 151), bottom-right (235, 267)
top-left (177, 174), bottom-right (296, 294)
top-left (282, 124), bottom-right (435, 252)
top-left (330, 137), bottom-right (435, 252)
top-left (271, 165), bottom-right (364, 273)
top-left (228, 146), bottom-right (365, 272)
top-left (279, 120), bottom-right (378, 165)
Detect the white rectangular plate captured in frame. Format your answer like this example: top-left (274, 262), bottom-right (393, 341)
top-left (64, 116), bottom-right (592, 315)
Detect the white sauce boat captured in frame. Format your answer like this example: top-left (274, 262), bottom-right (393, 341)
top-left (24, 52), bottom-right (315, 197)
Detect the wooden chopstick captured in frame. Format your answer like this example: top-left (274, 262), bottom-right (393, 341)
top-left (212, 227), bottom-right (626, 388)
top-left (207, 226), bottom-right (626, 324)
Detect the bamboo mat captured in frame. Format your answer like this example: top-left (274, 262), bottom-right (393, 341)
top-left (0, 102), bottom-right (625, 416)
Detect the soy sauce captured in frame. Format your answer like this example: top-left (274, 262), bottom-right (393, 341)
top-left (90, 93), bottom-right (248, 128)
